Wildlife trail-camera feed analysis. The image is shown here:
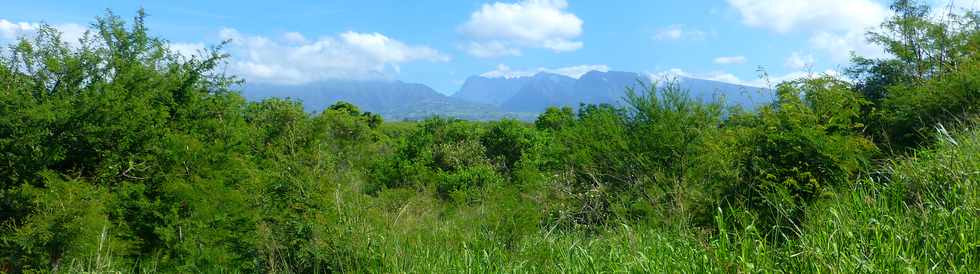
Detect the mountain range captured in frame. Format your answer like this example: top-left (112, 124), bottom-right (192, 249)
top-left (241, 70), bottom-right (773, 121)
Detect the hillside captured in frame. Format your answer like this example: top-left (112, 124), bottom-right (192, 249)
top-left (451, 75), bottom-right (530, 106)
top-left (457, 70), bottom-right (771, 113)
top-left (242, 80), bottom-right (523, 120)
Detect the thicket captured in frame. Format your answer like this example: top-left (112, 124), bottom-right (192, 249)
top-left (0, 1), bottom-right (978, 272)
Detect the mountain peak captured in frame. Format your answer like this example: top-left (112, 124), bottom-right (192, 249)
top-left (531, 71), bottom-right (575, 81)
top-left (243, 70), bottom-right (774, 121)
top-left (580, 70), bottom-right (642, 80)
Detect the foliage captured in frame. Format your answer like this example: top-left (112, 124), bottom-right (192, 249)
top-left (849, 0), bottom-right (980, 149)
top-left (534, 106), bottom-right (574, 131)
top-left (327, 100), bottom-right (384, 129)
top-left (1, 1), bottom-right (979, 272)
top-left (716, 77), bottom-right (878, 236)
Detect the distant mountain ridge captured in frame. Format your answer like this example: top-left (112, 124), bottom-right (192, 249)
top-left (241, 80), bottom-right (513, 121)
top-left (241, 70), bottom-right (773, 121)
top-left (455, 70), bottom-right (772, 113)
top-left (501, 72), bottom-right (578, 112)
top-left (451, 76), bottom-right (530, 106)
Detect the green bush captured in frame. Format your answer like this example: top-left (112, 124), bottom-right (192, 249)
top-left (1, 173), bottom-right (116, 272)
top-left (535, 106), bottom-right (575, 131)
top-left (369, 117), bottom-right (507, 196)
top-left (482, 119), bottom-right (544, 174)
top-left (719, 76), bottom-right (877, 236)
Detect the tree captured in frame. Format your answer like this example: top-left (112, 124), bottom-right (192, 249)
top-left (848, 0), bottom-right (979, 150)
top-left (535, 106), bottom-right (574, 131)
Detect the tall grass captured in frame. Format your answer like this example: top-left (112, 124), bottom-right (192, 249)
top-left (173, 126), bottom-right (970, 273)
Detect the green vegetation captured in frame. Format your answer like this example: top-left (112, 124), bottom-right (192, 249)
top-left (1, 2), bottom-right (978, 272)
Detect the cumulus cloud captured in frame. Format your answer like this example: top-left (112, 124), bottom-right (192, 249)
top-left (55, 23), bottom-right (88, 45)
top-left (170, 42), bottom-right (206, 58)
top-left (282, 32), bottom-right (307, 44)
top-left (480, 64), bottom-right (609, 79)
top-left (726, 0), bottom-right (890, 62)
top-left (459, 0), bottom-right (583, 58)
top-left (0, 19), bottom-right (87, 47)
top-left (809, 30), bottom-right (889, 62)
top-left (784, 52), bottom-right (815, 70)
top-left (726, 0), bottom-right (888, 33)
top-left (219, 28), bottom-right (449, 85)
top-left (713, 56), bottom-right (747, 65)
top-left (0, 19), bottom-right (38, 40)
top-left (653, 24), bottom-right (707, 41)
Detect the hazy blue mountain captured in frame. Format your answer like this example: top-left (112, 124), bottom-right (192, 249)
top-left (240, 71), bottom-right (773, 121)
top-left (452, 75), bottom-right (530, 106)
top-left (500, 72), bottom-right (578, 112)
top-left (241, 80), bottom-right (512, 120)
top-left (573, 70), bottom-right (653, 105)
top-left (454, 70), bottom-right (772, 113)
top-left (671, 77), bottom-right (772, 109)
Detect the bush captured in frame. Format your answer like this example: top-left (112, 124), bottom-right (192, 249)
top-left (718, 76), bottom-right (877, 236)
top-left (482, 119), bottom-right (544, 174)
top-left (1, 173), bottom-right (116, 273)
top-left (369, 117), bottom-right (506, 196)
top-left (535, 106), bottom-right (574, 131)
top-left (878, 60), bottom-right (980, 149)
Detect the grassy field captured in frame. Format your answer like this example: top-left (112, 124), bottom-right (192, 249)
top-left (1, 2), bottom-right (978, 273)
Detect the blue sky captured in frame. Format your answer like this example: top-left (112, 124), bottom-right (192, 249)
top-left (1, 0), bottom-right (975, 94)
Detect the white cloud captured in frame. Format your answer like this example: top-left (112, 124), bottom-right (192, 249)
top-left (282, 32), bottom-right (307, 44)
top-left (726, 0), bottom-right (888, 33)
top-left (2, 18), bottom-right (214, 61)
top-left (459, 0), bottom-right (583, 57)
top-left (726, 0), bottom-right (890, 63)
top-left (784, 52), bottom-right (815, 70)
top-left (219, 28), bottom-right (448, 85)
top-left (653, 24), bottom-right (706, 41)
top-left (549, 64), bottom-right (610, 78)
top-left (170, 42), bottom-right (206, 58)
top-left (0, 19), bottom-right (87, 47)
top-left (713, 56), bottom-right (747, 65)
top-left (0, 19), bottom-right (39, 40)
top-left (809, 31), bottom-right (887, 62)
top-left (480, 64), bottom-right (609, 79)
top-left (55, 23), bottom-right (88, 46)
top-left (654, 26), bottom-right (683, 40)
top-left (2, 19), bottom-right (449, 85)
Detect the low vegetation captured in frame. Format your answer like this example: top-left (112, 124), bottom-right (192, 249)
top-left (1, 1), bottom-right (978, 272)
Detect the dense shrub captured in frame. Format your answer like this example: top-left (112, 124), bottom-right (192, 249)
top-left (718, 77), bottom-right (877, 236)
top-left (482, 119), bottom-right (544, 173)
top-left (849, 0), bottom-right (980, 150)
top-left (541, 82), bottom-right (727, 227)
top-left (0, 11), bottom-right (380, 272)
top-left (368, 118), bottom-right (504, 197)
top-left (534, 106), bottom-right (574, 131)
top-left (878, 60), bottom-right (980, 148)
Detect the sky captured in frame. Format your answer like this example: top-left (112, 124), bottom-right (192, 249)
top-left (1, 0), bottom-right (976, 94)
